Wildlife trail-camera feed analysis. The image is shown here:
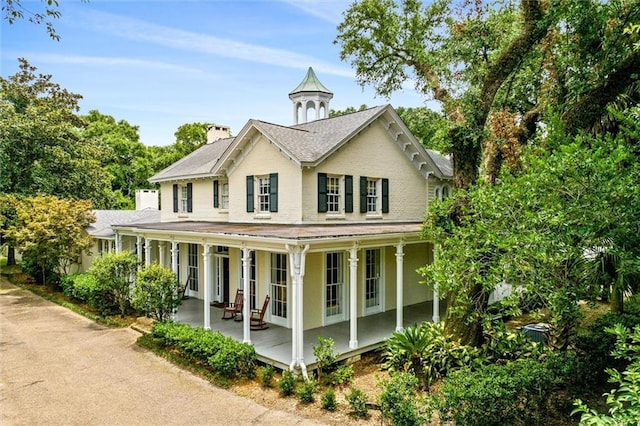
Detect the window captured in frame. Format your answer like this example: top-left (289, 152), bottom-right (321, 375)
top-left (325, 252), bottom-right (345, 321)
top-left (318, 173), bottom-right (353, 213)
top-left (213, 180), bottom-right (229, 209)
top-left (258, 177), bottom-right (270, 212)
top-left (173, 183), bottom-right (192, 213)
top-left (270, 253), bottom-right (287, 319)
top-left (187, 243), bottom-right (199, 291)
top-left (364, 248), bottom-right (382, 314)
top-left (246, 174), bottom-right (278, 213)
top-left (442, 185), bottom-right (450, 198)
top-left (360, 176), bottom-right (389, 214)
top-left (327, 177), bottom-right (340, 212)
top-left (240, 251), bottom-right (257, 309)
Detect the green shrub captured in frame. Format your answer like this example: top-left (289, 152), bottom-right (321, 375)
top-left (320, 388), bottom-right (337, 411)
top-left (296, 379), bottom-right (317, 404)
top-left (346, 387), bottom-right (368, 419)
top-left (313, 336), bottom-right (337, 383)
top-left (278, 369), bottom-right (296, 397)
top-left (60, 272), bottom-right (118, 316)
top-left (435, 352), bottom-right (581, 426)
top-left (481, 320), bottom-right (545, 363)
top-left (331, 364), bottom-right (354, 387)
top-left (150, 321), bottom-right (255, 379)
top-left (575, 312), bottom-right (640, 385)
top-left (382, 321), bottom-right (480, 388)
top-left (89, 251), bottom-right (138, 317)
top-left (259, 365), bottom-right (276, 388)
top-left (378, 372), bottom-right (425, 426)
top-left (132, 264), bottom-right (182, 320)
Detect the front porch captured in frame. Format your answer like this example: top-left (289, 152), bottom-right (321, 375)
top-left (174, 298), bottom-right (446, 371)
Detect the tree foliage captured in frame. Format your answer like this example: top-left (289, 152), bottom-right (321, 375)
top-left (2, 0), bottom-right (65, 40)
top-left (7, 195), bottom-right (95, 285)
top-left (0, 58), bottom-right (112, 208)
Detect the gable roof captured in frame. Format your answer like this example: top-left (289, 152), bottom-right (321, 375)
top-left (149, 105), bottom-right (453, 182)
top-left (149, 137), bottom-right (234, 183)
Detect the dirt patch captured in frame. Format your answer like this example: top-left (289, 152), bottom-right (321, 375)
top-left (231, 352), bottom-right (391, 425)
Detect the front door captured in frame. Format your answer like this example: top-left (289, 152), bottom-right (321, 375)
top-left (215, 255), bottom-right (230, 304)
top-left (363, 248), bottom-right (383, 315)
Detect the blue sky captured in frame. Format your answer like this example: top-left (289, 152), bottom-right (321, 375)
top-left (2, 0), bottom-right (429, 146)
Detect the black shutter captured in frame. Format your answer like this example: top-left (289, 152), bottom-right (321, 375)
top-left (213, 180), bottom-right (219, 208)
top-left (186, 183), bottom-right (193, 213)
top-left (172, 184), bottom-right (178, 213)
top-left (269, 173), bottom-right (278, 212)
top-left (318, 173), bottom-right (327, 213)
top-left (246, 175), bottom-right (254, 212)
top-left (359, 176), bottom-right (367, 213)
top-left (345, 175), bottom-right (353, 213)
top-left (382, 178), bottom-right (389, 213)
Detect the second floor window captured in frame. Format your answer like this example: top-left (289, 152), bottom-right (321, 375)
top-left (246, 173), bottom-right (278, 214)
top-left (172, 183), bottom-right (192, 213)
top-left (366, 179), bottom-right (377, 213)
top-left (318, 173), bottom-right (353, 213)
top-left (359, 176), bottom-right (389, 215)
top-left (213, 180), bottom-right (230, 209)
top-left (221, 183), bottom-right (229, 209)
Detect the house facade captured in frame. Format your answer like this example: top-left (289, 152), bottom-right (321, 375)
top-left (112, 68), bottom-right (452, 374)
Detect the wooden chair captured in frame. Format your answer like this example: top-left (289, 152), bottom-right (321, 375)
top-left (181, 279), bottom-right (190, 300)
top-left (221, 289), bottom-right (244, 321)
top-left (250, 295), bottom-right (270, 330)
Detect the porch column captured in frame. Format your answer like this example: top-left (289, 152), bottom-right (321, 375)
top-left (136, 236), bottom-right (143, 264)
top-left (109, 239), bottom-right (115, 253)
top-left (432, 245), bottom-right (440, 323)
top-left (145, 238), bottom-right (152, 266)
top-left (287, 244), bottom-right (309, 379)
top-left (349, 245), bottom-right (359, 349)
top-left (115, 233), bottom-right (122, 253)
top-left (202, 244), bottom-right (212, 330)
top-left (170, 241), bottom-right (178, 276)
top-left (241, 245), bottom-right (252, 344)
top-left (158, 242), bottom-right (166, 267)
top-left (395, 242), bottom-right (405, 331)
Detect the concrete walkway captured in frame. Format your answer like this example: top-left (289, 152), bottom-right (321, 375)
top-left (0, 278), bottom-right (322, 425)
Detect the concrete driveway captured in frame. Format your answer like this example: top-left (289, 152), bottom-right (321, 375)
top-left (0, 278), bottom-right (321, 425)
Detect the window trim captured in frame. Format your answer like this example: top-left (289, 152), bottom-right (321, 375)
top-left (324, 252), bottom-right (347, 324)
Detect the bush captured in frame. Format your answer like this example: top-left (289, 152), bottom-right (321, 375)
top-left (90, 251), bottom-right (138, 317)
top-left (150, 321), bottom-right (256, 379)
top-left (382, 321), bottom-right (480, 388)
top-left (259, 365), bottom-right (276, 388)
top-left (132, 264), bottom-right (182, 320)
top-left (574, 312), bottom-right (640, 385)
top-left (378, 372), bottom-right (425, 426)
top-left (331, 364), bottom-right (354, 387)
top-left (320, 388), bottom-right (337, 411)
top-left (278, 369), bottom-right (296, 397)
top-left (60, 272), bottom-right (118, 316)
top-left (481, 320), bottom-right (545, 363)
top-left (296, 379), bottom-right (317, 404)
top-left (313, 336), bottom-right (337, 383)
top-left (346, 387), bottom-right (368, 419)
top-left (435, 352), bottom-right (582, 426)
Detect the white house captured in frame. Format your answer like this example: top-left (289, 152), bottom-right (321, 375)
top-left (112, 68), bottom-right (453, 374)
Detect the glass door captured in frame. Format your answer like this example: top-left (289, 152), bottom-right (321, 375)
top-left (269, 253), bottom-right (288, 327)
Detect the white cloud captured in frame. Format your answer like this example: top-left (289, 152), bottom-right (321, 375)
top-left (76, 10), bottom-right (354, 78)
top-left (14, 52), bottom-right (206, 74)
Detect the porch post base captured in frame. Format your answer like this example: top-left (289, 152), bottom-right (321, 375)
top-left (349, 340), bottom-right (358, 349)
top-left (395, 326), bottom-right (403, 332)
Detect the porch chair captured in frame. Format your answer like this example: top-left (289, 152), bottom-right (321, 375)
top-left (181, 279), bottom-right (190, 300)
top-left (250, 295), bottom-right (270, 330)
top-left (221, 289), bottom-right (244, 321)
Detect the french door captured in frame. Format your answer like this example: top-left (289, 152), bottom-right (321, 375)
top-left (363, 248), bottom-right (383, 315)
top-left (269, 253), bottom-right (288, 327)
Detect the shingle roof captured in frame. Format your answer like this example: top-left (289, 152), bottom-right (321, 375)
top-left (427, 149), bottom-right (453, 177)
top-left (149, 137), bottom-right (233, 182)
top-left (87, 208), bottom-right (161, 238)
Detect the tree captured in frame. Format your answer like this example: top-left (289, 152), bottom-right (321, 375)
top-left (336, 0), bottom-right (640, 345)
top-left (0, 194), bottom-right (20, 266)
top-left (132, 263), bottom-right (182, 321)
top-left (174, 122), bottom-right (209, 156)
top-left (7, 195), bottom-right (95, 285)
top-left (0, 59), bottom-right (112, 207)
top-left (90, 251), bottom-right (139, 317)
top-left (2, 0), bottom-right (65, 40)
top-left (80, 110), bottom-right (153, 209)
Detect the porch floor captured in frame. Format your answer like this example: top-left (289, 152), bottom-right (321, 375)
top-left (174, 298), bottom-right (446, 371)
